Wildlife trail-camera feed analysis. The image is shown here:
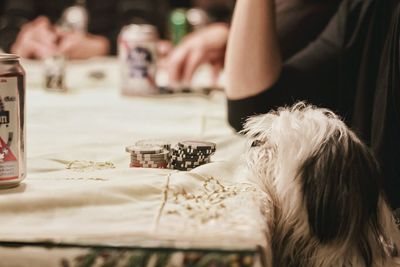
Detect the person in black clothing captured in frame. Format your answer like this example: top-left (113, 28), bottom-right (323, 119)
top-left (225, 0), bottom-right (400, 209)
top-left (165, 0), bottom-right (341, 86)
top-left (0, 0), bottom-right (167, 59)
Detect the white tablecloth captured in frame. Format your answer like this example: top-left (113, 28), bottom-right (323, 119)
top-left (0, 58), bottom-right (268, 267)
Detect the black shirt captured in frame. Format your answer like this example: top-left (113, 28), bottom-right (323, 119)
top-left (227, 0), bottom-right (400, 209)
top-left (276, 0), bottom-right (341, 60)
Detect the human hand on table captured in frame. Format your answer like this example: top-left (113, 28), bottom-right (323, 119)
top-left (56, 30), bottom-right (110, 59)
top-left (11, 16), bottom-right (59, 59)
top-left (163, 23), bottom-right (229, 86)
top-left (11, 16), bottom-right (110, 60)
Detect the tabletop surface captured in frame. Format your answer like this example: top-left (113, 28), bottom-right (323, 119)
top-left (0, 58), bottom-right (268, 267)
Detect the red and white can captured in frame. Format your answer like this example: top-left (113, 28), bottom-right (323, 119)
top-left (0, 54), bottom-right (26, 188)
top-left (118, 24), bottom-right (159, 95)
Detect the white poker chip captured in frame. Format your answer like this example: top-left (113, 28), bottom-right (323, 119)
top-left (125, 144), bottom-right (164, 154)
top-left (135, 139), bottom-right (171, 150)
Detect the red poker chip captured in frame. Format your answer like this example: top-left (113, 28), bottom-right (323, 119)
top-left (130, 162), bottom-right (168, 169)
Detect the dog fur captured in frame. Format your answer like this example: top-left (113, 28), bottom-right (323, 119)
top-left (243, 103), bottom-right (400, 267)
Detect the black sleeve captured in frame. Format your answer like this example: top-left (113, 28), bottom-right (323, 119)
top-left (276, 0), bottom-right (341, 60)
top-left (0, 0), bottom-right (36, 52)
top-left (371, 1), bottom-right (400, 209)
top-left (227, 0), bottom-right (361, 132)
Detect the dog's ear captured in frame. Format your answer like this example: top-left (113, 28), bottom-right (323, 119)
top-left (299, 130), bottom-right (381, 244)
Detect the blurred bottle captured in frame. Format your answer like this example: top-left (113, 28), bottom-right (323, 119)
top-left (186, 8), bottom-right (209, 31)
top-left (169, 9), bottom-right (189, 45)
top-left (43, 1), bottom-right (88, 92)
top-left (60, 0), bottom-right (88, 32)
top-left (169, 8), bottom-right (209, 45)
top-left (43, 55), bottom-right (66, 92)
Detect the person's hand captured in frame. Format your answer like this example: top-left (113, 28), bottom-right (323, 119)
top-left (56, 30), bottom-right (110, 59)
top-left (11, 16), bottom-right (58, 59)
top-left (157, 40), bottom-right (173, 60)
top-left (165, 23), bottom-right (229, 86)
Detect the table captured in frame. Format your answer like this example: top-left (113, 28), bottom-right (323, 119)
top-left (0, 58), bottom-right (268, 267)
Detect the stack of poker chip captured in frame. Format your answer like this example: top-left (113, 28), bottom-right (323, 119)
top-left (126, 140), bottom-right (171, 169)
top-left (171, 141), bottom-right (216, 171)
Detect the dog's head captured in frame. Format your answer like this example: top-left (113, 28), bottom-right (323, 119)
top-left (243, 103), bottom-right (382, 245)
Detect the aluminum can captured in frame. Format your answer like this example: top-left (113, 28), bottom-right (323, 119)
top-left (0, 54), bottom-right (26, 188)
top-left (118, 24), bottom-right (159, 95)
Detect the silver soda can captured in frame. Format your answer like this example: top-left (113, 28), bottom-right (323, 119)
top-left (0, 54), bottom-right (26, 188)
top-left (118, 24), bottom-right (159, 95)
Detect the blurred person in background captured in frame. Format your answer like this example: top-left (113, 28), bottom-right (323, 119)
top-left (165, 0), bottom-right (341, 86)
top-left (0, 0), bottom-right (168, 59)
top-left (157, 0), bottom-right (234, 68)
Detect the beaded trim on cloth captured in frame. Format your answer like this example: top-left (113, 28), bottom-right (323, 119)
top-left (65, 160), bottom-right (116, 172)
top-left (162, 176), bottom-right (258, 224)
top-left (154, 173), bottom-right (270, 249)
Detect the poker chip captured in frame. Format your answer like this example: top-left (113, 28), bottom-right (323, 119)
top-left (171, 155), bottom-right (208, 162)
top-left (135, 139), bottom-right (171, 150)
top-left (125, 144), bottom-right (164, 154)
top-left (170, 141), bottom-right (216, 171)
top-left (171, 149), bottom-right (208, 157)
top-left (130, 162), bottom-right (168, 169)
top-left (130, 159), bottom-right (169, 169)
top-left (178, 141), bottom-right (216, 151)
top-left (171, 156), bottom-right (209, 163)
top-left (126, 139), bottom-right (216, 171)
top-left (172, 149), bottom-right (212, 156)
top-left (132, 150), bottom-right (170, 160)
top-left (126, 141), bottom-right (171, 169)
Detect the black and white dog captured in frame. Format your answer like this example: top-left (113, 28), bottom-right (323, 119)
top-left (244, 103), bottom-right (400, 267)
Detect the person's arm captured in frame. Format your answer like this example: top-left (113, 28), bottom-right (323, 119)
top-left (225, 0), bottom-right (357, 132)
top-left (57, 31), bottom-right (110, 59)
top-left (225, 0), bottom-right (281, 100)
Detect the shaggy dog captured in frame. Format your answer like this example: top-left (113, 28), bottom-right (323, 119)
top-left (243, 103), bottom-right (400, 267)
